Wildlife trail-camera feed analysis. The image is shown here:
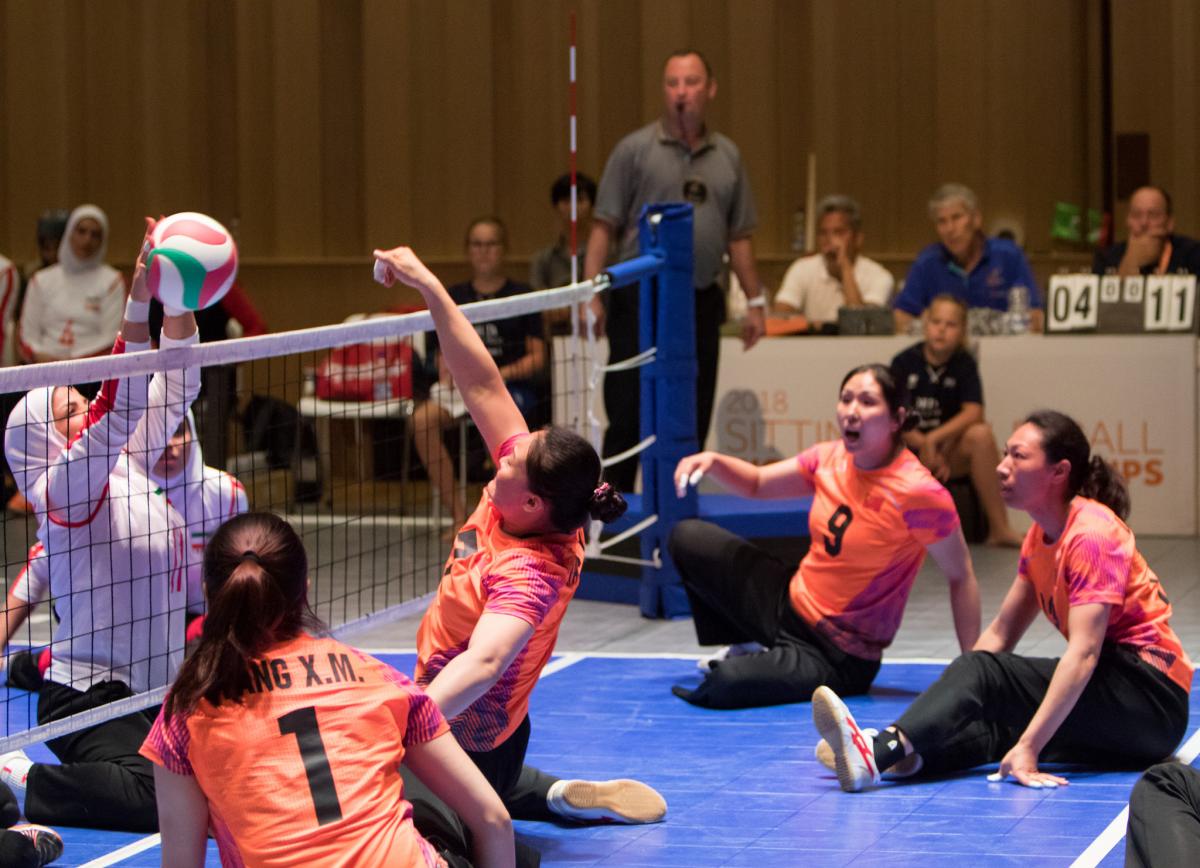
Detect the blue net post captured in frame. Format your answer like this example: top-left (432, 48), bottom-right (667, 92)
top-left (637, 203), bottom-right (698, 618)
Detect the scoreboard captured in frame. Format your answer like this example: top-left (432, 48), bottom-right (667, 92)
top-left (1046, 273), bottom-right (1197, 333)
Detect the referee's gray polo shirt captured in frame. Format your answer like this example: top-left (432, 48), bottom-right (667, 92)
top-left (594, 121), bottom-right (758, 289)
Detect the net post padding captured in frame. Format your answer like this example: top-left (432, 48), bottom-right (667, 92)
top-left (637, 203), bottom-right (698, 618)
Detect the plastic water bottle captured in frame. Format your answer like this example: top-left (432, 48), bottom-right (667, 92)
top-left (1005, 285), bottom-right (1031, 335)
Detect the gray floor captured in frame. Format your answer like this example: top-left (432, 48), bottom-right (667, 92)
top-left (347, 537), bottom-right (1200, 662)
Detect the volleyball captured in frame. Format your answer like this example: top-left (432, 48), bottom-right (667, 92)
top-left (146, 212), bottom-right (238, 311)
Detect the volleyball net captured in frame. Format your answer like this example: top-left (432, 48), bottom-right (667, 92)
top-left (0, 203), bottom-right (699, 750)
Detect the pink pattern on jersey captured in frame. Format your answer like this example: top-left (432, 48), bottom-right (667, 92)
top-left (902, 506), bottom-right (958, 539)
top-left (379, 663), bottom-right (448, 747)
top-left (1019, 497), bottom-right (1192, 693)
top-left (143, 701), bottom-right (194, 776)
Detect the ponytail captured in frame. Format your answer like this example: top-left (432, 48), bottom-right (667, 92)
top-left (1079, 454), bottom-right (1131, 521)
top-left (166, 513), bottom-right (320, 719)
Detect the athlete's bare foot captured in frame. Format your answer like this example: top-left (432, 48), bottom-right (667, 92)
top-left (985, 529), bottom-right (1023, 548)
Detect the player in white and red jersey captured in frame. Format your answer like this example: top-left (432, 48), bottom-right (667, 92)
top-left (815, 410), bottom-right (1192, 792)
top-left (669, 363), bottom-right (982, 709)
top-left (0, 220), bottom-right (200, 831)
top-left (1, 409), bottom-right (247, 685)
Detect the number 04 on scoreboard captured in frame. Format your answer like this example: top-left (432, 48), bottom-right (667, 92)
top-left (1046, 275), bottom-right (1099, 332)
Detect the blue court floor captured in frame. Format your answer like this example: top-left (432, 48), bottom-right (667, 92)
top-left (6, 653), bottom-right (1195, 866)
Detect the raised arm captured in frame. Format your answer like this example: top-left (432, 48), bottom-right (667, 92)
top-left (673, 451), bottom-right (814, 500)
top-left (373, 246), bottom-right (526, 456)
top-left (925, 529), bottom-right (982, 652)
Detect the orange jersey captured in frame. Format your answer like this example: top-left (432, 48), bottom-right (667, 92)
top-left (141, 634), bottom-right (449, 868)
top-left (416, 437), bottom-right (584, 751)
top-left (788, 440), bottom-right (959, 660)
top-left (1018, 497), bottom-right (1193, 694)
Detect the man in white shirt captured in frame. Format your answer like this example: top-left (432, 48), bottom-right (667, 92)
top-left (774, 195), bottom-right (894, 325)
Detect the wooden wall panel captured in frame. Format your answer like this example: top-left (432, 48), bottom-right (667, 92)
top-left (1, 0), bottom-right (1196, 330)
top-left (361, 0), bottom-right (414, 251)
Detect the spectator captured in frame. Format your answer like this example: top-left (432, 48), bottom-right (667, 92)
top-left (894, 184), bottom-right (1043, 334)
top-left (585, 49), bottom-right (767, 491)
top-left (1093, 185), bottom-right (1200, 277)
top-left (891, 295), bottom-right (1021, 547)
top-left (19, 209), bottom-right (69, 287)
top-left (531, 172), bottom-right (597, 292)
top-left (774, 194), bottom-right (894, 325)
top-left (532, 172), bottom-right (597, 339)
top-left (19, 204), bottom-right (124, 364)
top-left (414, 217), bottom-right (546, 534)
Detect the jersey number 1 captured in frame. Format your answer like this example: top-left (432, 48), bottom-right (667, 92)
top-left (824, 505), bottom-right (853, 556)
top-left (279, 706), bottom-right (343, 825)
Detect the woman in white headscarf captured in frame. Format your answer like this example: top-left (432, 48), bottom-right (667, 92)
top-left (0, 409), bottom-right (249, 683)
top-left (19, 204), bottom-right (125, 363)
top-left (0, 220), bottom-right (200, 832)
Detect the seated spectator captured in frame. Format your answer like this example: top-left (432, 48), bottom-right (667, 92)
top-left (1093, 185), bottom-right (1200, 277)
top-left (19, 204), bottom-right (124, 364)
top-left (19, 209), bottom-right (69, 287)
top-left (891, 295), bottom-right (1021, 547)
top-left (532, 172), bottom-right (597, 338)
top-left (894, 184), bottom-right (1043, 334)
top-left (774, 194), bottom-right (894, 325)
top-left (414, 217), bottom-right (546, 534)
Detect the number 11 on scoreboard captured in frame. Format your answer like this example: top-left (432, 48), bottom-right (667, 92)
top-left (1144, 274), bottom-right (1197, 331)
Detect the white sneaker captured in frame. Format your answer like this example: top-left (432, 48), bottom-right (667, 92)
top-left (546, 778), bottom-right (667, 824)
top-left (815, 728), bottom-right (923, 779)
top-left (696, 641), bottom-right (764, 672)
top-left (811, 686), bottom-right (880, 792)
top-left (0, 750), bottom-right (32, 798)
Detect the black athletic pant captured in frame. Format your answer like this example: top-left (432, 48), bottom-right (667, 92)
top-left (25, 680), bottom-right (158, 831)
top-left (669, 519), bottom-right (879, 709)
top-left (404, 717), bottom-right (556, 868)
top-left (603, 282), bottom-right (724, 492)
top-left (894, 646), bottom-right (1189, 776)
top-left (1126, 762), bottom-right (1200, 868)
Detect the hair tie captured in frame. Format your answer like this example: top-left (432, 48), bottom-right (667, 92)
top-left (592, 482), bottom-right (611, 501)
top-left (240, 550), bottom-right (262, 565)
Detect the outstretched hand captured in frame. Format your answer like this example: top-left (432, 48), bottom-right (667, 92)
top-left (673, 452), bottom-right (716, 498)
top-left (988, 742), bottom-right (1068, 789)
top-left (130, 216), bottom-right (158, 303)
top-left (373, 246), bottom-right (440, 295)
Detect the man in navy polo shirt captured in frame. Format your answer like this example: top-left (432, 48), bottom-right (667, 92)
top-left (893, 184), bottom-right (1042, 334)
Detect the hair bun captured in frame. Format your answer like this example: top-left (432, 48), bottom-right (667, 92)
top-left (588, 483), bottom-right (628, 524)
